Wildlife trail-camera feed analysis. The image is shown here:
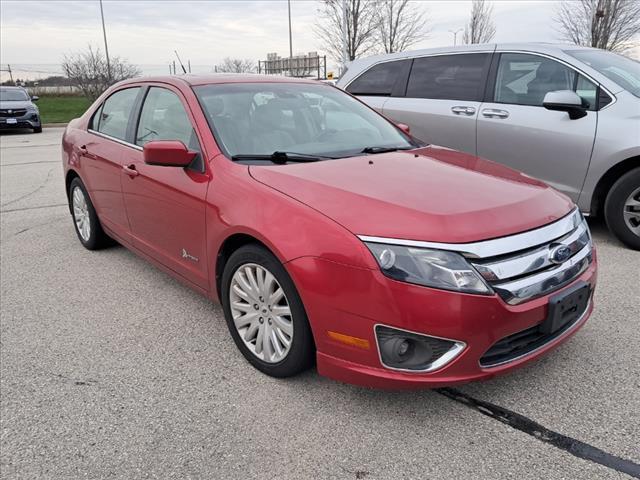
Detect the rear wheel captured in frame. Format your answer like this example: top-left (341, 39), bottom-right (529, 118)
top-left (69, 177), bottom-right (110, 250)
top-left (604, 168), bottom-right (640, 250)
top-left (221, 244), bottom-right (314, 377)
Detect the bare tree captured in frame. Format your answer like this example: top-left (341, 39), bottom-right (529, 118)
top-left (216, 57), bottom-right (256, 73)
top-left (463, 0), bottom-right (496, 44)
top-left (61, 45), bottom-right (140, 100)
top-left (555, 0), bottom-right (640, 52)
top-left (315, 0), bottom-right (380, 62)
top-left (375, 0), bottom-right (429, 53)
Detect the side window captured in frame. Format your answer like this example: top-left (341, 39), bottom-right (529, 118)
top-left (89, 103), bottom-right (103, 130)
top-left (494, 54), bottom-right (576, 107)
top-left (97, 87), bottom-right (140, 140)
top-left (405, 53), bottom-right (489, 101)
top-left (135, 87), bottom-right (200, 153)
top-left (576, 75), bottom-right (597, 111)
top-left (346, 60), bottom-right (408, 96)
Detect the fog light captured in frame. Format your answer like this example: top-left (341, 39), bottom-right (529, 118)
top-left (375, 325), bottom-right (466, 372)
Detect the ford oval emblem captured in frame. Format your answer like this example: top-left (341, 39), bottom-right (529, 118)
top-left (549, 245), bottom-right (571, 264)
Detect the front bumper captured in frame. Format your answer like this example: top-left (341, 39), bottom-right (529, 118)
top-left (286, 252), bottom-right (597, 390)
top-left (0, 114), bottom-right (41, 130)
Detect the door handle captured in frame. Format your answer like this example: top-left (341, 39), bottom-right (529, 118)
top-left (122, 164), bottom-right (139, 177)
top-left (451, 106), bottom-right (476, 115)
top-left (482, 108), bottom-right (510, 119)
top-left (77, 145), bottom-right (88, 154)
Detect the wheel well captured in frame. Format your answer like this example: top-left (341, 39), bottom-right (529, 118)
top-left (591, 156), bottom-right (640, 217)
top-left (65, 170), bottom-right (80, 212)
top-left (215, 233), bottom-right (270, 299)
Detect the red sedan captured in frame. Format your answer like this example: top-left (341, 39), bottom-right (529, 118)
top-left (62, 75), bottom-right (596, 389)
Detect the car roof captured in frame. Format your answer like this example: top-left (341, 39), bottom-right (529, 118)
top-left (118, 73), bottom-right (323, 88)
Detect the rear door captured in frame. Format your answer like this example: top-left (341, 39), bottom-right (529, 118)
top-left (381, 52), bottom-right (492, 153)
top-left (120, 85), bottom-right (210, 289)
top-left (83, 87), bottom-right (142, 242)
top-left (476, 52), bottom-right (598, 201)
top-left (345, 59), bottom-right (411, 114)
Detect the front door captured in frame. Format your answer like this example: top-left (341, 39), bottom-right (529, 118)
top-left (120, 86), bottom-right (210, 289)
top-left (476, 53), bottom-right (598, 201)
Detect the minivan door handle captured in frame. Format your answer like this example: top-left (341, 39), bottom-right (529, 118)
top-left (451, 106), bottom-right (476, 116)
top-left (482, 108), bottom-right (510, 119)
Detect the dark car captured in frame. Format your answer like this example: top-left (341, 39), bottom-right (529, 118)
top-left (0, 86), bottom-right (42, 133)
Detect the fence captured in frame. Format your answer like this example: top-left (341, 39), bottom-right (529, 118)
top-left (258, 52), bottom-right (327, 79)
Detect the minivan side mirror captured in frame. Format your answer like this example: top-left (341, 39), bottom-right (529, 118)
top-left (143, 140), bottom-right (197, 167)
top-left (543, 90), bottom-right (588, 120)
top-left (396, 122), bottom-right (411, 135)
top-left (31, 95), bottom-right (39, 102)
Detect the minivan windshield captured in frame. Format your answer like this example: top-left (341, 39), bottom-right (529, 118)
top-left (0, 89), bottom-right (29, 101)
top-left (194, 82), bottom-right (416, 160)
top-left (565, 49), bottom-right (640, 97)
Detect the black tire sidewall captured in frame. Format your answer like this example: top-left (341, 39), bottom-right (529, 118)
top-left (69, 177), bottom-right (104, 250)
top-left (605, 168), bottom-right (640, 250)
top-left (221, 244), bottom-right (315, 377)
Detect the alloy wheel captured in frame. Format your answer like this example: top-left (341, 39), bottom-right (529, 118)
top-left (229, 263), bottom-right (294, 363)
top-left (72, 186), bottom-right (91, 242)
top-left (623, 186), bottom-right (640, 237)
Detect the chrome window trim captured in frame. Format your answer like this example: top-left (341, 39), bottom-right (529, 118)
top-left (494, 50), bottom-right (617, 111)
top-left (358, 208), bottom-right (582, 259)
top-left (373, 323), bottom-right (466, 374)
top-left (88, 129), bottom-right (143, 151)
top-left (480, 298), bottom-right (592, 369)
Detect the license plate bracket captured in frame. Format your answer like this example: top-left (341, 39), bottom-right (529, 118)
top-left (6, 118), bottom-right (17, 124)
top-left (541, 281), bottom-right (590, 335)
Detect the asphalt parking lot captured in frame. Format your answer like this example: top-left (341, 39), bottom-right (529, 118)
top-left (1, 127), bottom-right (639, 479)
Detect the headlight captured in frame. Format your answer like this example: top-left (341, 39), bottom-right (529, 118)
top-left (364, 242), bottom-right (492, 294)
top-left (27, 104), bottom-right (38, 112)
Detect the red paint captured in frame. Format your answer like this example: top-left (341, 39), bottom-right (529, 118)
top-left (62, 75), bottom-right (596, 389)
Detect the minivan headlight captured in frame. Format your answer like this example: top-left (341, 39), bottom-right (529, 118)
top-left (364, 242), bottom-right (492, 294)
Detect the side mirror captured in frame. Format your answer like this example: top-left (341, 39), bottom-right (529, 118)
top-left (143, 140), bottom-right (197, 167)
top-left (396, 123), bottom-right (411, 135)
top-left (543, 90), bottom-right (588, 120)
top-left (31, 95), bottom-right (39, 102)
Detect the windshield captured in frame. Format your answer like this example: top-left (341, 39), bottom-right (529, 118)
top-left (565, 49), bottom-right (640, 97)
top-left (0, 89), bottom-right (29, 101)
top-left (194, 82), bottom-right (415, 159)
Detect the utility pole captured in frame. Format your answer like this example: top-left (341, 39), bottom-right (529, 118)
top-left (341, 0), bottom-right (349, 73)
top-left (287, 0), bottom-right (293, 59)
top-left (448, 28), bottom-right (463, 46)
top-left (99, 0), bottom-right (111, 82)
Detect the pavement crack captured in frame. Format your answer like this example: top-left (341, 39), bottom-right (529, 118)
top-left (1, 160), bottom-right (60, 167)
top-left (0, 203), bottom-right (68, 213)
top-left (437, 388), bottom-right (640, 478)
top-left (0, 167), bottom-right (56, 208)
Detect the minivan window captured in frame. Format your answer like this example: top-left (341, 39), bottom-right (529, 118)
top-left (346, 60), bottom-right (408, 96)
top-left (136, 87), bottom-right (200, 153)
top-left (96, 87), bottom-right (140, 141)
top-left (565, 49), bottom-right (640, 98)
top-left (405, 53), bottom-right (489, 101)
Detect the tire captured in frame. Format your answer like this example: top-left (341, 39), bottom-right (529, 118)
top-left (221, 244), bottom-right (315, 377)
top-left (68, 177), bottom-right (111, 250)
top-left (33, 126), bottom-right (42, 133)
top-left (604, 167), bottom-right (640, 250)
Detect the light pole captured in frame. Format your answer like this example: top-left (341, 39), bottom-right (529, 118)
top-left (99, 0), bottom-right (111, 82)
top-left (288, 0), bottom-right (293, 59)
top-left (449, 28), bottom-right (463, 47)
top-left (341, 0), bottom-right (349, 73)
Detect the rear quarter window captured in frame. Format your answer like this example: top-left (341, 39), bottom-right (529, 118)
top-left (347, 60), bottom-right (410, 96)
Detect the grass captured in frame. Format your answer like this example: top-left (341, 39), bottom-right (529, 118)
top-left (36, 95), bottom-right (92, 124)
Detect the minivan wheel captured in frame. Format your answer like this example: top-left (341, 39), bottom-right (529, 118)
top-left (604, 168), bottom-right (640, 250)
top-left (221, 244), bottom-right (314, 377)
top-left (68, 177), bottom-right (110, 250)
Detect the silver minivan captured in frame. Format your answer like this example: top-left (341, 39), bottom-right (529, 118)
top-left (338, 43), bottom-right (640, 249)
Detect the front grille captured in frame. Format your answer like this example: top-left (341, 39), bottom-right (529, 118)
top-left (0, 109), bottom-right (27, 118)
top-left (468, 209), bottom-right (593, 305)
top-left (479, 299), bottom-right (588, 367)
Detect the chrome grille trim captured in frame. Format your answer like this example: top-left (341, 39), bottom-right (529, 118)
top-left (358, 208), bottom-right (582, 259)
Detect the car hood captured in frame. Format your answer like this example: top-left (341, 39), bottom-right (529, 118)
top-left (249, 146), bottom-right (574, 244)
top-left (0, 100), bottom-right (33, 110)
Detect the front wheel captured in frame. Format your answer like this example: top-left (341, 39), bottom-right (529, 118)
top-left (33, 126), bottom-right (42, 133)
top-left (221, 244), bottom-right (315, 377)
top-left (605, 168), bottom-right (640, 250)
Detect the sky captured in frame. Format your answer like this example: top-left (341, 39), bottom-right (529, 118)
top-left (1, 0), bottom-right (638, 81)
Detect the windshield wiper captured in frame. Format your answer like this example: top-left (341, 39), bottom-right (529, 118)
top-left (231, 151), bottom-right (335, 164)
top-left (360, 146), bottom-right (414, 154)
